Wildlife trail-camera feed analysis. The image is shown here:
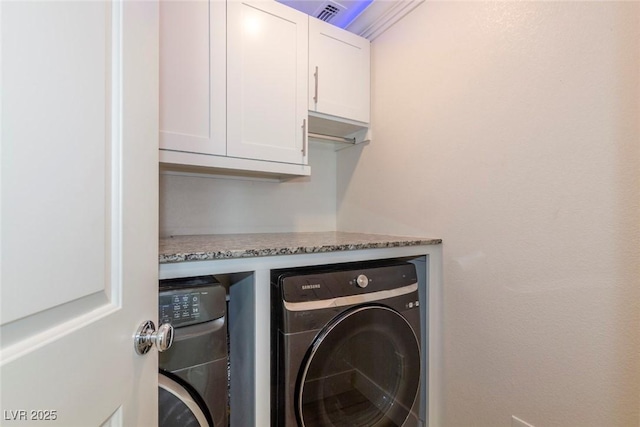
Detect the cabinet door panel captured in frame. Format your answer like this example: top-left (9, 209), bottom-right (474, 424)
top-left (309, 18), bottom-right (370, 123)
top-left (227, 1), bottom-right (308, 165)
top-left (160, 0), bottom-right (226, 155)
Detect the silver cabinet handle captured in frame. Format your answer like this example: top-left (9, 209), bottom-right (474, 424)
top-left (134, 320), bottom-right (174, 355)
top-left (301, 118), bottom-right (307, 156)
top-left (313, 66), bottom-right (319, 104)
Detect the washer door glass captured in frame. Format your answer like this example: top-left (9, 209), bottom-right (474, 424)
top-left (158, 373), bottom-right (210, 427)
top-left (298, 306), bottom-right (420, 427)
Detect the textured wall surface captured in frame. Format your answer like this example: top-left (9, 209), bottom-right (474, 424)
top-left (160, 143), bottom-right (337, 236)
top-left (337, 2), bottom-right (640, 426)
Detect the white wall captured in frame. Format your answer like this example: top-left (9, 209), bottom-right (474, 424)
top-left (160, 142), bottom-right (337, 236)
top-left (337, 2), bottom-right (640, 427)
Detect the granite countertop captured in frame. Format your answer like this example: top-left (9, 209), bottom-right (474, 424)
top-left (159, 232), bottom-right (442, 263)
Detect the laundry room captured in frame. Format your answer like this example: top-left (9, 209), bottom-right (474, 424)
top-left (1, 1), bottom-right (639, 427)
top-left (156, 1), bottom-right (640, 425)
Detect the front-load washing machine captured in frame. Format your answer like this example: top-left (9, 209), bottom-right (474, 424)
top-left (272, 260), bottom-right (422, 427)
top-left (158, 276), bottom-right (228, 427)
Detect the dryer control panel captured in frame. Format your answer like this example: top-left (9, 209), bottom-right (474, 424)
top-left (159, 276), bottom-right (226, 328)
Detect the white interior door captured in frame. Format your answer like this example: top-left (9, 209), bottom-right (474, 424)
top-left (0, 1), bottom-right (159, 426)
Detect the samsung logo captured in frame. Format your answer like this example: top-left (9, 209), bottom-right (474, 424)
top-left (302, 284), bottom-right (321, 290)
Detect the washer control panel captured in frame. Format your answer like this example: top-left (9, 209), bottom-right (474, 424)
top-left (159, 291), bottom-right (206, 327)
top-left (355, 274), bottom-right (369, 288)
top-left (278, 261), bottom-right (418, 303)
top-left (159, 276), bottom-right (226, 328)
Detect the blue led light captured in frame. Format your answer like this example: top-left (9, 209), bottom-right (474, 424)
top-left (331, 0), bottom-right (373, 28)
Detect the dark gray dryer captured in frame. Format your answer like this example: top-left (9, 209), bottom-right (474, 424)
top-left (158, 276), bottom-right (228, 427)
top-left (272, 260), bottom-right (423, 427)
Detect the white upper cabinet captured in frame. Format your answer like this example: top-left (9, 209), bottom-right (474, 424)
top-left (309, 17), bottom-right (371, 124)
top-left (160, 0), bottom-right (310, 177)
top-left (160, 0), bottom-right (226, 156)
top-left (227, 1), bottom-right (309, 166)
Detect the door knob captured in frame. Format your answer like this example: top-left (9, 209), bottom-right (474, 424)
top-left (134, 320), bottom-right (174, 355)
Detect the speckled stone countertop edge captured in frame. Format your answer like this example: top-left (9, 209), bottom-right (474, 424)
top-left (159, 233), bottom-right (442, 264)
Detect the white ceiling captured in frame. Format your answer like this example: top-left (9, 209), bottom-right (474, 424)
top-left (278, 0), bottom-right (425, 40)
top-left (277, 0), bottom-right (373, 29)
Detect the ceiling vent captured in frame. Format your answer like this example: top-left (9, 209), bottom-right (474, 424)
top-left (314, 1), bottom-right (346, 23)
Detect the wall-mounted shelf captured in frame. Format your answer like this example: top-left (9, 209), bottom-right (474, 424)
top-left (308, 111), bottom-right (371, 146)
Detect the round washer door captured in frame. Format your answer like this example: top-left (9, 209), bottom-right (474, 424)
top-left (297, 305), bottom-right (421, 427)
top-left (158, 373), bottom-right (210, 427)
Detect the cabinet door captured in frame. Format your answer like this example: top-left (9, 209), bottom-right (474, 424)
top-left (160, 0), bottom-right (226, 155)
top-left (227, 0), bottom-right (308, 165)
top-left (309, 17), bottom-right (370, 124)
